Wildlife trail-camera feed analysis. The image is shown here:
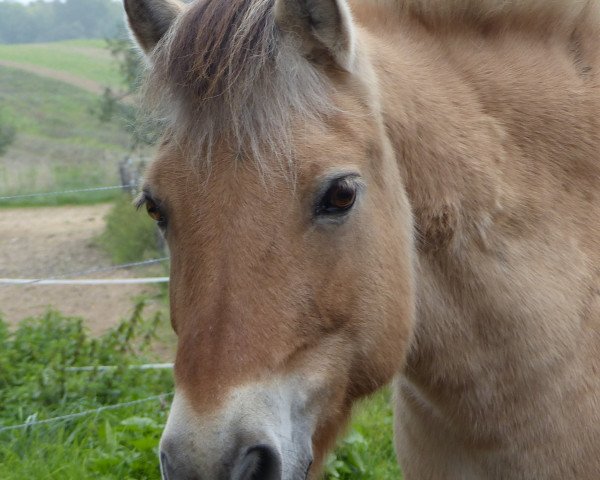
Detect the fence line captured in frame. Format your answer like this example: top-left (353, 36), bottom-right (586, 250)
top-left (0, 184), bottom-right (136, 201)
top-left (0, 393), bottom-right (174, 433)
top-left (65, 363), bottom-right (174, 372)
top-left (0, 277), bottom-right (169, 285)
top-left (1, 257), bottom-right (170, 287)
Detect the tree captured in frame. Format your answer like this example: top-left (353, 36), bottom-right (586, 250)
top-left (95, 36), bottom-right (161, 150)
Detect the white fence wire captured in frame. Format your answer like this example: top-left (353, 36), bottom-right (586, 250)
top-left (0, 257), bottom-right (170, 286)
top-left (0, 184), bottom-right (135, 201)
top-left (0, 393), bottom-right (174, 433)
top-left (0, 277), bottom-right (169, 285)
top-left (65, 363), bottom-right (174, 372)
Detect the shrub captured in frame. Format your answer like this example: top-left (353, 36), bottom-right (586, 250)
top-left (0, 303), bottom-right (172, 480)
top-left (0, 110), bottom-right (16, 156)
top-left (98, 194), bottom-right (162, 264)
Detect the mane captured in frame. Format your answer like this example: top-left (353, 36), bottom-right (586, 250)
top-left (144, 0), bottom-right (332, 164)
top-left (393, 0), bottom-right (593, 30)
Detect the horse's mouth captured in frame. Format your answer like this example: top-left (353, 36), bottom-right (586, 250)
top-left (304, 459), bottom-right (313, 480)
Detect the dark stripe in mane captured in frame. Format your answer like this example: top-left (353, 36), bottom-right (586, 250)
top-left (162, 0), bottom-right (276, 103)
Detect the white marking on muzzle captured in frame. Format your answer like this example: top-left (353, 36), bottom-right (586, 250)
top-left (160, 376), bottom-right (318, 480)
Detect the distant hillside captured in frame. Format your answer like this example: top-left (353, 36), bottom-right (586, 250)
top-left (0, 39), bottom-right (121, 88)
top-left (0, 39), bottom-right (147, 205)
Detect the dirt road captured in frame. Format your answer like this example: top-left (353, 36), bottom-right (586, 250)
top-left (0, 59), bottom-right (106, 95)
top-left (0, 204), bottom-right (164, 334)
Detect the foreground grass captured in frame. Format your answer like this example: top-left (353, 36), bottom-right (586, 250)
top-left (0, 310), bottom-right (402, 479)
top-left (0, 306), bottom-right (171, 480)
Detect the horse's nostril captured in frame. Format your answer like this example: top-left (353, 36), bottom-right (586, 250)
top-left (236, 444), bottom-right (282, 480)
top-left (160, 450), bottom-right (173, 480)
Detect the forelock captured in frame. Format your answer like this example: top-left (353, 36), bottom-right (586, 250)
top-left (143, 0), bottom-right (333, 166)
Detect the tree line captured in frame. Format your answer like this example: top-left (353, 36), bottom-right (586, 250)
top-left (0, 0), bottom-right (124, 44)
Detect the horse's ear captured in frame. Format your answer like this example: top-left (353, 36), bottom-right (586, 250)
top-left (274, 0), bottom-right (356, 71)
top-left (124, 0), bottom-right (184, 54)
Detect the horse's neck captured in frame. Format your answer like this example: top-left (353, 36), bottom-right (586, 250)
top-left (372, 19), bottom-right (509, 255)
top-left (368, 4), bottom-right (600, 436)
top-left (369, 13), bottom-right (600, 260)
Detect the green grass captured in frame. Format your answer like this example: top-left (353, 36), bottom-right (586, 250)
top-left (0, 65), bottom-right (133, 206)
top-left (0, 308), bottom-right (402, 479)
top-left (0, 39), bottom-right (122, 87)
top-left (0, 39), bottom-right (150, 206)
top-left (326, 390), bottom-right (402, 479)
top-left (0, 66), bottom-right (125, 143)
top-left (0, 306), bottom-right (172, 480)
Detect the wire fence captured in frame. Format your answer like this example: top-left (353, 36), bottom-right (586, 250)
top-left (0, 393), bottom-right (174, 433)
top-left (0, 184), bottom-right (136, 201)
top-left (0, 277), bottom-right (170, 285)
top-left (65, 363), bottom-right (174, 372)
top-left (0, 257), bottom-right (170, 286)
top-left (1, 183), bottom-right (174, 439)
top-left (1, 184), bottom-right (170, 285)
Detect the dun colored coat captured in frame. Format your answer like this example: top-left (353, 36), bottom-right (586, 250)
top-left (124, 0), bottom-right (600, 478)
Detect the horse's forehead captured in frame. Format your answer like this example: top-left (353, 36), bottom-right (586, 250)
top-left (147, 107), bottom-right (375, 190)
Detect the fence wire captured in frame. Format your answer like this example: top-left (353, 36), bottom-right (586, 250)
top-left (0, 393), bottom-right (174, 433)
top-left (0, 184), bottom-right (136, 201)
top-left (65, 363), bottom-right (174, 372)
top-left (0, 277), bottom-right (170, 285)
top-left (0, 257), bottom-right (170, 287)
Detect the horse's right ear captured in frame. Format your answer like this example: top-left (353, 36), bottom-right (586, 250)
top-left (274, 0), bottom-right (356, 71)
top-left (124, 0), bottom-right (184, 55)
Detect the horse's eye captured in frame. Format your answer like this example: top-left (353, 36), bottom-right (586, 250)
top-left (317, 179), bottom-right (357, 215)
top-left (146, 199), bottom-right (165, 225)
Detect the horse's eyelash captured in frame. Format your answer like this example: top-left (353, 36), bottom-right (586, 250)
top-left (134, 193), bottom-right (147, 211)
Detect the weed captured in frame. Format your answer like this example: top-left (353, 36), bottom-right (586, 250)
top-left (97, 194), bottom-right (163, 264)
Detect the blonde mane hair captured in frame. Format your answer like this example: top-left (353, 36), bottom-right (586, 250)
top-left (144, 0), bottom-right (332, 163)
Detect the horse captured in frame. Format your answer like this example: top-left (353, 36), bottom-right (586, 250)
top-left (123, 0), bottom-right (600, 478)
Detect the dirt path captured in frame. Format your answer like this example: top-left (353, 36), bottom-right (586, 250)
top-left (0, 59), bottom-right (106, 95)
top-left (0, 204), bottom-right (165, 335)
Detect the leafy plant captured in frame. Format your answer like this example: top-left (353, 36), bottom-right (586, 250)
top-left (0, 303), bottom-right (172, 480)
top-left (97, 193), bottom-right (163, 264)
top-left (325, 389), bottom-right (403, 479)
top-left (95, 36), bottom-right (162, 150)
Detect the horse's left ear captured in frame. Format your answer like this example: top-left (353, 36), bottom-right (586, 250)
top-left (274, 0), bottom-right (356, 71)
top-left (124, 0), bottom-right (184, 55)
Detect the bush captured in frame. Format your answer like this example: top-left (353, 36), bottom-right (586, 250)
top-left (98, 194), bottom-right (162, 264)
top-left (0, 303), bottom-right (172, 479)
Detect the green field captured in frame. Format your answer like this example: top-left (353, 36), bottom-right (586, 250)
top-left (0, 39), bottom-right (122, 87)
top-left (0, 39), bottom-right (143, 205)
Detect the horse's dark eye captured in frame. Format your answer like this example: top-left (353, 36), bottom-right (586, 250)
top-left (146, 199), bottom-right (165, 225)
top-left (318, 179), bottom-right (357, 215)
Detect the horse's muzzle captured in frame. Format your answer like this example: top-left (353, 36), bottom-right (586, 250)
top-left (159, 383), bottom-right (316, 480)
top-left (160, 442), bottom-right (284, 480)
